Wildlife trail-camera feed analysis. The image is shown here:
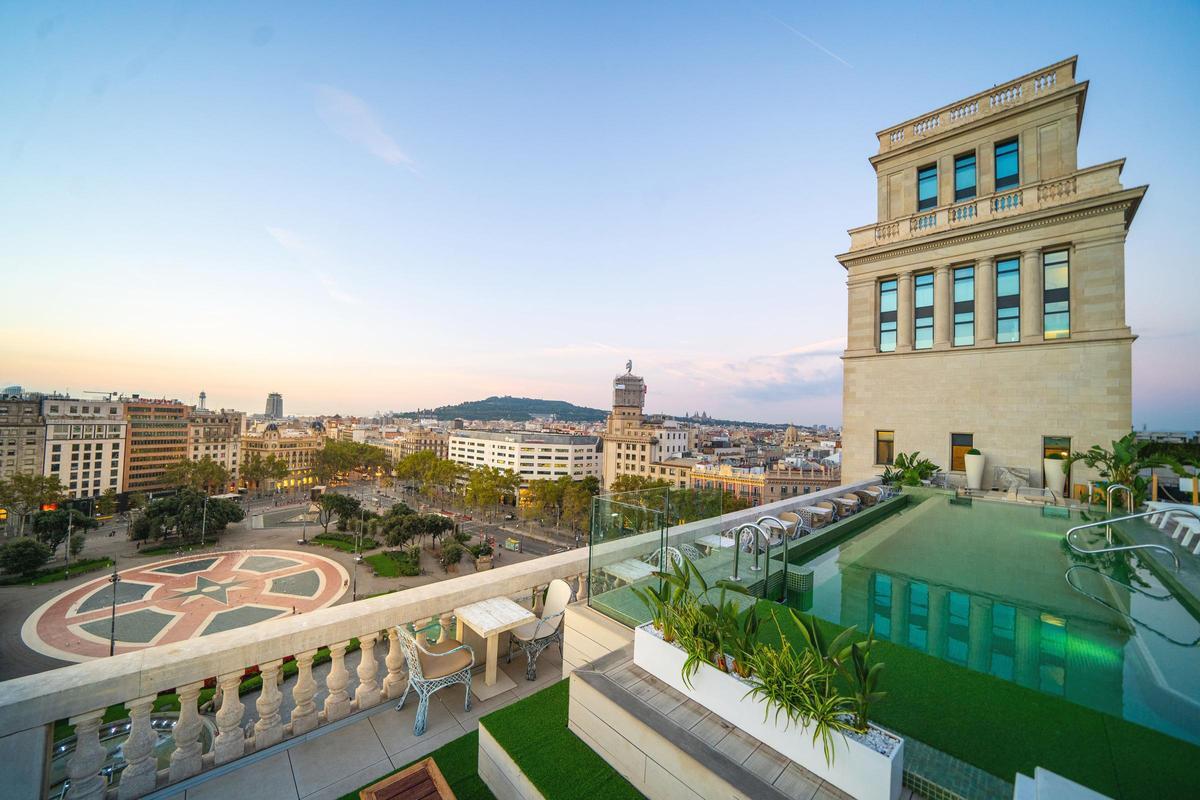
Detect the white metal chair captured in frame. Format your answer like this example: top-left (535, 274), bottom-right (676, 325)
top-left (395, 624), bottom-right (474, 735)
top-left (507, 578), bottom-right (575, 680)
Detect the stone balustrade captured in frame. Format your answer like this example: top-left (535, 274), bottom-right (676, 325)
top-left (846, 160), bottom-right (1126, 252)
top-left (0, 548), bottom-right (590, 800)
top-left (876, 58), bottom-right (1076, 154)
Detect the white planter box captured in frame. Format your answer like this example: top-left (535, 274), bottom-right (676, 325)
top-left (964, 452), bottom-right (986, 490)
top-left (1043, 459), bottom-right (1067, 496)
top-left (633, 624), bottom-right (903, 800)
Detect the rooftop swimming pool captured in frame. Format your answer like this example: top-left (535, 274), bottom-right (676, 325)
top-left (790, 494), bottom-right (1200, 746)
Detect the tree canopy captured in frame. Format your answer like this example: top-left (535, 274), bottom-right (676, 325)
top-left (316, 492), bottom-right (362, 533)
top-left (129, 490), bottom-right (245, 541)
top-left (0, 537), bottom-right (52, 577)
top-left (315, 440), bottom-right (390, 483)
top-left (164, 457), bottom-right (232, 494)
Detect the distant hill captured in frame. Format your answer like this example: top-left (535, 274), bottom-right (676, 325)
top-left (396, 396), bottom-right (608, 423)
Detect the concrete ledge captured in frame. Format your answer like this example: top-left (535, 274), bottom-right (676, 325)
top-left (562, 603), bottom-right (633, 678)
top-left (478, 722), bottom-right (545, 800)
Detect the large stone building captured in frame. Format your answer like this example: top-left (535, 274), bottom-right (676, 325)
top-left (600, 367), bottom-right (690, 489)
top-left (447, 430), bottom-right (601, 484)
top-left (187, 408), bottom-right (245, 489)
top-left (397, 428), bottom-right (449, 460)
top-left (40, 397), bottom-right (127, 499)
top-left (240, 423), bottom-right (323, 492)
top-left (122, 398), bottom-right (191, 495)
top-left (838, 58), bottom-right (1143, 493)
top-left (689, 463), bottom-right (841, 504)
top-left (0, 397), bottom-right (44, 482)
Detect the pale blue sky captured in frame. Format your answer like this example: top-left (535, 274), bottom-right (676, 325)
top-left (2, 1), bottom-right (1197, 426)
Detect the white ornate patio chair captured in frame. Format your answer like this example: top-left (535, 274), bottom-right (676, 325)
top-left (506, 578), bottom-right (575, 680)
top-left (395, 623), bottom-right (474, 735)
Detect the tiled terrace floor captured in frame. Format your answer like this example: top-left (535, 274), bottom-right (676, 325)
top-left (156, 649), bottom-right (563, 800)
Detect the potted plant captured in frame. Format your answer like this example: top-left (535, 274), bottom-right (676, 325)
top-left (440, 541), bottom-right (464, 573)
top-left (467, 541), bottom-right (493, 571)
top-left (1043, 452), bottom-right (1068, 497)
top-left (964, 448), bottom-right (986, 490)
top-left (1064, 432), bottom-right (1194, 509)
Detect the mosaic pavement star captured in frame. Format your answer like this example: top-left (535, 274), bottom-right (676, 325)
top-left (170, 575), bottom-right (248, 605)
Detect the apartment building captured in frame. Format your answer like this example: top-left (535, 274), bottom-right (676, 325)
top-left (0, 397), bottom-right (44, 481)
top-left (600, 368), bottom-right (690, 489)
top-left (187, 408), bottom-right (245, 488)
top-left (647, 457), bottom-right (699, 489)
top-left (40, 397), bottom-right (126, 499)
top-left (447, 430), bottom-right (601, 483)
top-left (397, 428), bottom-right (449, 460)
top-left (838, 58), bottom-right (1143, 491)
top-left (122, 398), bottom-right (190, 494)
top-left (689, 463), bottom-right (841, 503)
top-left (240, 423), bottom-right (323, 491)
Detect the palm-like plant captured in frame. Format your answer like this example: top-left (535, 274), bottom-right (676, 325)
top-left (1065, 432), bottom-right (1193, 508)
top-left (889, 452), bottom-right (940, 486)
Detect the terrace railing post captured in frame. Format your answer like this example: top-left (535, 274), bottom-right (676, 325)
top-left (290, 650), bottom-right (319, 735)
top-left (65, 709), bottom-right (106, 800)
top-left (323, 641), bottom-right (352, 722)
top-left (253, 660), bottom-right (284, 750)
top-left (383, 629), bottom-right (407, 700)
top-left (168, 681), bottom-right (205, 782)
top-left (213, 671), bottom-right (246, 765)
top-left (117, 695), bottom-right (157, 798)
top-left (355, 632), bottom-right (382, 710)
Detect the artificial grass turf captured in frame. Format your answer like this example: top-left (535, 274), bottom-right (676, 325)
top-left (339, 681), bottom-right (643, 800)
top-left (480, 680), bottom-right (644, 800)
top-left (757, 604), bottom-right (1194, 800)
top-left (336, 730), bottom-right (494, 800)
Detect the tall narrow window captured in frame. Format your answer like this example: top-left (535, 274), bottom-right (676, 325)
top-left (879, 279), bottom-right (897, 352)
top-left (953, 266), bottom-right (975, 346)
top-left (995, 257), bottom-right (1021, 343)
top-left (875, 431), bottom-right (895, 466)
top-left (914, 273), bottom-right (934, 350)
top-left (1043, 250), bottom-right (1070, 339)
top-left (917, 165), bottom-right (938, 211)
top-left (950, 433), bottom-right (974, 472)
top-left (995, 138), bottom-right (1019, 190)
top-left (954, 153), bottom-right (977, 201)
top-left (1042, 436), bottom-right (1070, 460)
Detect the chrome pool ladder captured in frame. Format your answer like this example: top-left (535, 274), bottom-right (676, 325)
top-left (1064, 565), bottom-right (1199, 647)
top-left (1064, 509), bottom-right (1200, 573)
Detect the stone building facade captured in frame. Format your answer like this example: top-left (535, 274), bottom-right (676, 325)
top-left (40, 397), bottom-right (126, 499)
top-left (187, 408), bottom-right (245, 488)
top-left (240, 424), bottom-right (324, 492)
top-left (122, 398), bottom-right (191, 495)
top-left (600, 369), bottom-right (689, 489)
top-left (838, 58), bottom-right (1144, 493)
top-left (0, 397), bottom-right (44, 482)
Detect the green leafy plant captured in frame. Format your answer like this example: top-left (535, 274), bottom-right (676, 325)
top-left (789, 610), bottom-right (886, 734)
top-left (966, 448), bottom-right (981, 456)
top-left (726, 606), bottom-right (761, 678)
top-left (890, 452), bottom-right (941, 486)
top-left (1065, 432), bottom-right (1193, 508)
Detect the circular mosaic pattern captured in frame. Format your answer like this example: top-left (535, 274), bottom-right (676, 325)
top-left (22, 550), bottom-right (349, 662)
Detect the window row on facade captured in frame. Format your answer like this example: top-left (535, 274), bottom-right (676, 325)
top-left (917, 137), bottom-right (1019, 212)
top-left (878, 249), bottom-right (1069, 352)
top-left (874, 430), bottom-right (1070, 472)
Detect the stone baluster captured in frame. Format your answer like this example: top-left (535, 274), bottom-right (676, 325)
top-left (290, 650), bottom-right (319, 735)
top-left (383, 627), bottom-right (407, 699)
top-left (575, 572), bottom-right (588, 602)
top-left (213, 671), bottom-right (246, 765)
top-left (355, 632), bottom-right (382, 710)
top-left (168, 681), bottom-right (206, 782)
top-left (437, 613), bottom-right (454, 644)
top-left (254, 659), bottom-right (284, 750)
top-left (323, 641), bottom-right (352, 722)
top-left (65, 709), bottom-right (107, 800)
top-left (118, 695), bottom-right (158, 798)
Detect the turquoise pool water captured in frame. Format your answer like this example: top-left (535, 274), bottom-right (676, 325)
top-left (790, 494), bottom-right (1200, 745)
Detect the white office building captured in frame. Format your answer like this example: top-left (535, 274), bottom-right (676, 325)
top-left (40, 397), bottom-right (127, 499)
top-left (447, 430), bottom-right (602, 483)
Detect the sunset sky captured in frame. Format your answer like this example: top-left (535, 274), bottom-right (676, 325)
top-left (2, 1), bottom-right (1197, 426)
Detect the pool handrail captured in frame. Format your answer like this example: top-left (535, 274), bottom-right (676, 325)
top-left (728, 522), bottom-right (772, 593)
top-left (756, 515), bottom-right (791, 602)
top-left (1064, 565), bottom-right (1199, 647)
top-left (1065, 508), bottom-right (1199, 572)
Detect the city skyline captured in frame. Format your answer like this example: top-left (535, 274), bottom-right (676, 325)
top-left (3, 2), bottom-right (1198, 427)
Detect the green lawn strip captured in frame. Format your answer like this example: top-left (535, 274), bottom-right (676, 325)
top-left (757, 605), bottom-right (1197, 799)
top-left (481, 680), bottom-right (644, 800)
top-left (0, 557), bottom-right (114, 586)
top-left (336, 730), bottom-right (494, 800)
top-left (52, 640), bottom-right (362, 742)
top-left (363, 550), bottom-right (419, 577)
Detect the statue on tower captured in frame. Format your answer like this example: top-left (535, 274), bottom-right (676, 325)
top-left (625, 359), bottom-right (633, 374)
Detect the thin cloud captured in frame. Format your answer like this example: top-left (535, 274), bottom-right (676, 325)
top-left (265, 225), bottom-right (317, 257)
top-left (264, 225), bottom-right (362, 306)
top-left (761, 9), bottom-right (852, 68)
top-left (313, 84), bottom-right (416, 170)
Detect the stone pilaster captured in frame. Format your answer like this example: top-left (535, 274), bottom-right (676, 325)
top-left (1021, 249), bottom-right (1043, 342)
top-left (896, 272), bottom-right (914, 352)
top-left (933, 265), bottom-right (952, 349)
top-left (975, 256), bottom-right (996, 346)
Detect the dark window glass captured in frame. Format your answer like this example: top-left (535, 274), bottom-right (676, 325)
top-left (914, 273), bottom-right (934, 350)
top-left (954, 153), bottom-right (977, 201)
top-left (917, 165), bottom-right (938, 210)
top-left (995, 257), bottom-right (1021, 343)
top-left (953, 266), bottom-right (975, 346)
top-left (951, 433), bottom-right (974, 472)
top-left (879, 279), bottom-right (897, 352)
top-left (872, 573), bottom-right (892, 639)
top-left (876, 431), bottom-right (895, 466)
top-left (1043, 251), bottom-right (1070, 339)
top-left (995, 139), bottom-right (1019, 190)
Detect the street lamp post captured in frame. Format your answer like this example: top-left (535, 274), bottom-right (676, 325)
top-left (200, 494), bottom-right (209, 547)
top-left (65, 510), bottom-right (73, 579)
top-left (108, 565), bottom-right (121, 656)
